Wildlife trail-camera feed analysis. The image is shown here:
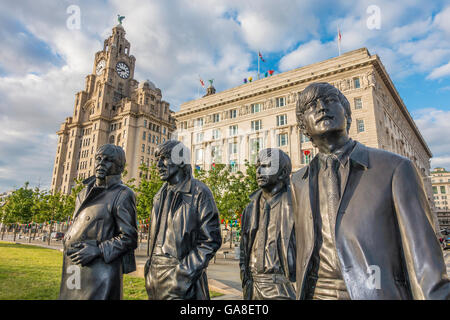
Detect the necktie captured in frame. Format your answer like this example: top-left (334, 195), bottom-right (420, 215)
top-left (156, 187), bottom-right (175, 247)
top-left (256, 199), bottom-right (271, 273)
top-left (325, 156), bottom-right (340, 237)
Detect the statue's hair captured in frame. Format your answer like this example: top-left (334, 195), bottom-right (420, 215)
top-left (296, 82), bottom-right (352, 139)
top-left (155, 140), bottom-right (192, 177)
top-left (96, 144), bottom-right (126, 172)
top-left (257, 148), bottom-right (292, 183)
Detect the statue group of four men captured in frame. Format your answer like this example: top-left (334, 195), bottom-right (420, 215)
top-left (59, 83), bottom-right (450, 300)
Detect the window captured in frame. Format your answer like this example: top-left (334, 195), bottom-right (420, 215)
top-left (155, 136), bottom-right (159, 144)
top-left (141, 144), bottom-right (145, 153)
top-left (251, 120), bottom-right (262, 132)
top-left (212, 129), bottom-right (221, 140)
top-left (211, 146), bottom-right (222, 163)
top-left (354, 97), bottom-right (362, 109)
top-left (147, 146), bottom-right (151, 154)
top-left (354, 77), bottom-right (361, 89)
top-left (300, 134), bottom-right (310, 143)
top-left (277, 133), bottom-right (288, 146)
top-left (196, 132), bottom-right (204, 143)
top-left (228, 142), bottom-right (238, 155)
top-left (144, 119), bottom-right (147, 127)
top-left (251, 103), bottom-right (261, 113)
top-left (229, 160), bottom-right (238, 173)
top-left (163, 127), bottom-right (166, 135)
top-left (276, 97), bottom-right (286, 107)
top-left (195, 148), bottom-right (204, 163)
top-left (142, 131), bottom-right (146, 140)
top-left (195, 118), bottom-right (204, 127)
top-left (441, 186), bottom-right (446, 194)
top-left (148, 133), bottom-right (151, 142)
top-left (213, 113), bottom-right (220, 123)
top-left (229, 125), bottom-right (238, 136)
top-left (229, 109), bottom-right (237, 119)
top-left (357, 119), bottom-right (365, 133)
top-left (249, 138), bottom-right (263, 164)
top-left (277, 114), bottom-right (287, 126)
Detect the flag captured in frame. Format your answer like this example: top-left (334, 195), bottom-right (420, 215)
top-left (338, 28), bottom-right (342, 41)
top-left (268, 70), bottom-right (274, 75)
top-left (199, 77), bottom-right (205, 88)
top-left (258, 51), bottom-right (265, 62)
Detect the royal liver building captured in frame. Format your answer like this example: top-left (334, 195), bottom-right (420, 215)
top-left (51, 23), bottom-right (175, 194)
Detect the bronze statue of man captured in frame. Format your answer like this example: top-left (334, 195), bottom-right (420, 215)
top-left (291, 82), bottom-right (450, 299)
top-left (240, 148), bottom-right (296, 300)
top-left (145, 140), bottom-right (222, 300)
top-left (59, 144), bottom-right (138, 300)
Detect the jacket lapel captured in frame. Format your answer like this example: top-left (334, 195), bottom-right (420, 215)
top-left (149, 184), bottom-right (166, 256)
top-left (247, 190), bottom-right (262, 263)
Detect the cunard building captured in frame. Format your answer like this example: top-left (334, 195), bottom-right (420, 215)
top-left (51, 23), bottom-right (175, 194)
top-left (175, 48), bottom-right (439, 230)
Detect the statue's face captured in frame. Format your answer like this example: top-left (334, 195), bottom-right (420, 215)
top-left (156, 150), bottom-right (180, 181)
top-left (256, 157), bottom-right (282, 189)
top-left (303, 93), bottom-right (347, 138)
top-left (95, 149), bottom-right (120, 180)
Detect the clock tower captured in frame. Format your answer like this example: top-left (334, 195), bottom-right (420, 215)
top-left (52, 22), bottom-right (175, 194)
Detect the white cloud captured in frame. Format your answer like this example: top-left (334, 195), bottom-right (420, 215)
top-left (278, 40), bottom-right (336, 71)
top-left (427, 62), bottom-right (450, 80)
top-left (414, 108), bottom-right (450, 170)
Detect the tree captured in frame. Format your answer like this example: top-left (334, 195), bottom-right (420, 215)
top-left (134, 163), bottom-right (164, 222)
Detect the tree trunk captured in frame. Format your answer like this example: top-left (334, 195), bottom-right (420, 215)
top-left (47, 223), bottom-right (52, 246)
top-left (1, 225), bottom-right (5, 240)
top-left (229, 225), bottom-right (233, 249)
top-left (28, 225), bottom-right (32, 243)
top-left (13, 224), bottom-right (17, 242)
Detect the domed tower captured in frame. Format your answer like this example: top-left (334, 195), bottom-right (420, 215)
top-left (52, 21), bottom-right (175, 194)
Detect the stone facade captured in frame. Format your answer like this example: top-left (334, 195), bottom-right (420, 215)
top-left (174, 48), bottom-right (435, 216)
top-left (51, 24), bottom-right (175, 194)
top-left (431, 167), bottom-right (450, 229)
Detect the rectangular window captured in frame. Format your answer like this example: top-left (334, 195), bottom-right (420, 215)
top-left (163, 127), bottom-right (166, 135)
top-left (195, 148), bottom-right (204, 163)
top-left (357, 119), bottom-right (365, 133)
top-left (212, 129), bottom-right (221, 140)
top-left (277, 133), bottom-right (288, 146)
top-left (441, 186), bottom-right (446, 194)
top-left (144, 119), bottom-right (147, 127)
top-left (142, 131), bottom-right (146, 140)
top-left (196, 132), bottom-right (204, 143)
top-left (141, 144), bottom-right (145, 153)
top-left (147, 146), bottom-right (151, 154)
top-left (229, 125), bottom-right (238, 136)
top-left (276, 114), bottom-right (287, 126)
top-left (300, 133), bottom-right (310, 143)
top-left (229, 109), bottom-right (237, 119)
top-left (228, 142), bottom-right (238, 155)
top-left (251, 120), bottom-right (262, 132)
top-left (251, 103), bottom-right (261, 113)
top-left (354, 77), bottom-right (361, 89)
top-left (276, 97), bottom-right (286, 107)
top-left (354, 97), bottom-right (362, 109)
top-left (211, 146), bottom-right (222, 163)
top-left (195, 118), bottom-right (204, 127)
top-left (213, 113), bottom-right (220, 123)
top-left (249, 138), bottom-right (263, 164)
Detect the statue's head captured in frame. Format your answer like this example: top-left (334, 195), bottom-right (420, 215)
top-left (296, 82), bottom-right (351, 143)
top-left (155, 140), bottom-right (192, 182)
top-left (256, 148), bottom-right (292, 191)
top-left (94, 144), bottom-right (126, 180)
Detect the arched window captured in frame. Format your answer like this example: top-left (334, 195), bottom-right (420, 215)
top-left (109, 135), bottom-right (115, 144)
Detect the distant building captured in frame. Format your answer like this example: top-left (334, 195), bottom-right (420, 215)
top-left (431, 167), bottom-right (450, 229)
top-left (51, 23), bottom-right (175, 194)
top-left (175, 48), bottom-right (440, 233)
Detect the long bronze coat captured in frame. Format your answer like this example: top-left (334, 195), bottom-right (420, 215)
top-left (59, 175), bottom-right (138, 300)
top-left (239, 187), bottom-right (296, 299)
top-left (291, 141), bottom-right (450, 299)
top-left (145, 177), bottom-right (222, 300)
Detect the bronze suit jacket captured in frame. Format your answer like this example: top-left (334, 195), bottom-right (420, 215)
top-left (59, 175), bottom-right (138, 300)
top-left (291, 141), bottom-right (450, 300)
top-left (240, 187), bottom-right (296, 300)
top-left (145, 177), bottom-right (222, 299)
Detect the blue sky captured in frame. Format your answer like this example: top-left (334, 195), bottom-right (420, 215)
top-left (0, 0), bottom-right (449, 192)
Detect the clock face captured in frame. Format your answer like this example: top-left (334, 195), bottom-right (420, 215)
top-left (116, 62), bottom-right (130, 79)
top-left (96, 59), bottom-right (106, 75)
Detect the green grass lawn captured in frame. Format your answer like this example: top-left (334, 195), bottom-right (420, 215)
top-left (0, 241), bottom-right (223, 300)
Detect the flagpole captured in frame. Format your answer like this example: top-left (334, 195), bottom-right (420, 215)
top-left (338, 27), bottom-right (341, 56)
top-left (257, 52), bottom-right (260, 80)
